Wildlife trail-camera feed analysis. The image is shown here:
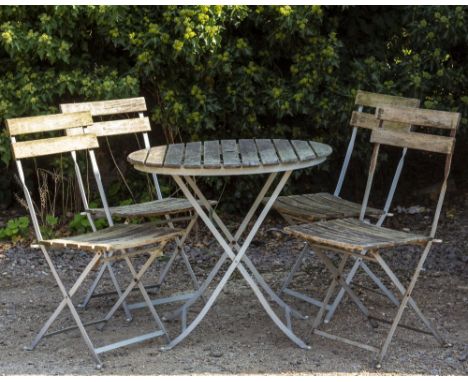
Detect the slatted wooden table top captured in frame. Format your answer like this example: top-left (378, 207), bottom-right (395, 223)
top-left (128, 139), bottom-right (332, 176)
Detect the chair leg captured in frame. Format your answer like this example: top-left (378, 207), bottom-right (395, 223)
top-left (279, 243), bottom-right (309, 296)
top-left (314, 249), bottom-right (370, 320)
top-left (97, 247), bottom-right (169, 339)
top-left (372, 246), bottom-right (447, 367)
top-left (309, 253), bottom-right (348, 336)
top-left (28, 247), bottom-right (104, 367)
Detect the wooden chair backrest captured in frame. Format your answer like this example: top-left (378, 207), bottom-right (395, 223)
top-left (361, 106), bottom-right (460, 237)
top-left (351, 90), bottom-right (420, 131)
top-left (60, 97), bottom-right (151, 137)
top-left (6, 112), bottom-right (97, 159)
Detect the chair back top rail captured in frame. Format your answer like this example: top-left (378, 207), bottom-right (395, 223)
top-left (355, 90), bottom-right (420, 109)
top-left (6, 111), bottom-right (93, 136)
top-left (66, 117), bottom-right (151, 137)
top-left (60, 97), bottom-right (147, 116)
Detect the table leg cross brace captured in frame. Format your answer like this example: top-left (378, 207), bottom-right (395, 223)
top-left (161, 172), bottom-right (310, 350)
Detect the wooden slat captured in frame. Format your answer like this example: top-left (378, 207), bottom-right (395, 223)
top-left (203, 140), bottom-right (221, 168)
top-left (355, 90), bottom-right (420, 109)
top-left (239, 139), bottom-right (261, 167)
top-left (12, 134), bottom-right (99, 159)
top-left (255, 139), bottom-right (279, 166)
top-left (164, 143), bottom-right (185, 168)
top-left (221, 140), bottom-right (241, 168)
top-left (371, 129), bottom-right (455, 154)
top-left (6, 112), bottom-right (93, 136)
top-left (184, 142), bottom-right (202, 168)
top-left (127, 148), bottom-right (149, 166)
top-left (291, 140), bottom-right (317, 161)
top-left (145, 146), bottom-right (167, 167)
top-left (40, 222), bottom-right (181, 251)
top-left (378, 107), bottom-right (461, 130)
top-left (309, 142), bottom-right (333, 158)
top-left (350, 111), bottom-right (380, 130)
top-left (273, 139), bottom-right (298, 164)
top-left (88, 197), bottom-right (217, 218)
top-left (60, 97), bottom-right (147, 116)
top-left (85, 117), bottom-right (151, 137)
top-left (284, 218), bottom-right (429, 252)
top-left (273, 192), bottom-right (382, 223)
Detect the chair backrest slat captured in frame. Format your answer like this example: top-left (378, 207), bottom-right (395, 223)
top-left (371, 129), bottom-right (455, 154)
top-left (67, 117), bottom-right (151, 137)
top-left (378, 106), bottom-right (460, 130)
top-left (12, 134), bottom-right (99, 159)
top-left (60, 97), bottom-right (146, 116)
top-left (6, 111), bottom-right (93, 136)
top-left (355, 90), bottom-right (420, 109)
top-left (349, 111), bottom-right (380, 130)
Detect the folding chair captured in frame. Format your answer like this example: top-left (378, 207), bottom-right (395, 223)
top-left (285, 105), bottom-right (459, 367)
top-left (6, 111), bottom-right (183, 368)
top-left (60, 98), bottom-right (213, 316)
top-left (272, 91), bottom-right (420, 322)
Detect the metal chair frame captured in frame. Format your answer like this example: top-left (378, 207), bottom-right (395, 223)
top-left (278, 91), bottom-right (420, 322)
top-left (285, 105), bottom-right (459, 367)
top-left (60, 98), bottom-right (204, 317)
top-left (6, 111), bottom-right (181, 368)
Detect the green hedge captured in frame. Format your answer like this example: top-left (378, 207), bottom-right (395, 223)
top-left (0, 5), bottom-right (466, 210)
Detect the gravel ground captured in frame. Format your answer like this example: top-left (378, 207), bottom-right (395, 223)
top-left (0, 197), bottom-right (467, 375)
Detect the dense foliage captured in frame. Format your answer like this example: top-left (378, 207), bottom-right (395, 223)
top-left (0, 5), bottom-right (467, 216)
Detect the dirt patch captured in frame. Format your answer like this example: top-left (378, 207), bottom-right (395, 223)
top-left (0, 204), bottom-right (467, 375)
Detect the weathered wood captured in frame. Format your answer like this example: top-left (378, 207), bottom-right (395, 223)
top-left (350, 111), bottom-right (380, 130)
top-left (40, 222), bottom-right (182, 251)
top-left (145, 146), bottom-right (167, 167)
top-left (87, 197), bottom-right (216, 218)
top-left (284, 218), bottom-right (429, 252)
top-left (273, 139), bottom-right (298, 164)
top-left (60, 97), bottom-right (147, 116)
top-left (291, 140), bottom-right (316, 161)
top-left (272, 192), bottom-right (382, 223)
top-left (370, 129), bottom-right (455, 154)
top-left (164, 143), bottom-right (185, 168)
top-left (6, 112), bottom-right (93, 136)
top-left (12, 134), bottom-right (99, 159)
top-left (309, 142), bottom-right (333, 158)
top-left (184, 142), bottom-right (202, 168)
top-left (203, 140), bottom-right (221, 168)
top-left (221, 140), bottom-right (241, 168)
top-left (355, 90), bottom-right (420, 109)
top-left (255, 139), bottom-right (279, 166)
top-left (238, 139), bottom-right (260, 167)
top-left (84, 117), bottom-right (151, 137)
top-left (127, 148), bottom-right (149, 166)
top-left (378, 107), bottom-right (461, 130)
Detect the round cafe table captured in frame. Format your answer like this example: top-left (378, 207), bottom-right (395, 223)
top-left (128, 138), bottom-right (332, 350)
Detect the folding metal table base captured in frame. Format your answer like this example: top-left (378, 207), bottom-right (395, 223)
top-left (160, 172), bottom-right (311, 351)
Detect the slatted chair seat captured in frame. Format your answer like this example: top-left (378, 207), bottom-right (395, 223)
top-left (40, 222), bottom-right (182, 251)
top-left (271, 192), bottom-right (383, 222)
top-left (285, 218), bottom-right (430, 252)
top-left (87, 197), bottom-right (217, 219)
